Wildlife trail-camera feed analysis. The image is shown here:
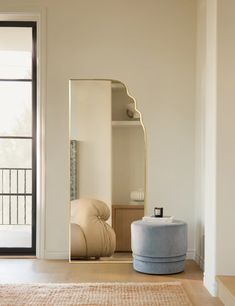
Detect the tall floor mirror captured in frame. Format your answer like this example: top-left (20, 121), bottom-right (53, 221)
top-left (69, 80), bottom-right (146, 262)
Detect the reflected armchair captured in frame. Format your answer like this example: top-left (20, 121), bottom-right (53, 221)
top-left (70, 198), bottom-right (116, 259)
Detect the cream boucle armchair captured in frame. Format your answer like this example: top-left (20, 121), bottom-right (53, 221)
top-left (70, 198), bottom-right (116, 259)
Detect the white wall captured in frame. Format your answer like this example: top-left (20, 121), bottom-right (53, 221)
top-left (112, 86), bottom-right (133, 121)
top-left (112, 86), bottom-right (145, 204)
top-left (203, 0), bottom-right (218, 295)
top-left (196, 0), bottom-right (235, 296)
top-left (0, 0), bottom-right (196, 258)
top-left (70, 80), bottom-right (112, 211)
top-left (195, 0), bottom-right (206, 270)
top-left (112, 126), bottom-right (145, 203)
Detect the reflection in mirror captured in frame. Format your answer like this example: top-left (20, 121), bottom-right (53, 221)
top-left (69, 80), bottom-right (145, 262)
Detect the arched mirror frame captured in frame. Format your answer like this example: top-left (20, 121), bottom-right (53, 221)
top-left (68, 79), bottom-right (147, 263)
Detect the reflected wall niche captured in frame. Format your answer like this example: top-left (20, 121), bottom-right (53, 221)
top-left (69, 79), bottom-right (146, 263)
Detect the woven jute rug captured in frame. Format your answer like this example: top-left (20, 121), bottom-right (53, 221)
top-left (0, 282), bottom-right (192, 306)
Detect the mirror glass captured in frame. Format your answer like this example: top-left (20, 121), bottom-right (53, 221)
top-left (69, 80), bottom-right (146, 262)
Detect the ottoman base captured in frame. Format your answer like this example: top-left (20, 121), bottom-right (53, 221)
top-left (133, 256), bottom-right (186, 275)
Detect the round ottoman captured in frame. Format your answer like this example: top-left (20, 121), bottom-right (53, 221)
top-left (131, 220), bottom-right (187, 274)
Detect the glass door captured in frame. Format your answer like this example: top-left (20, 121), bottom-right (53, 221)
top-left (0, 21), bottom-right (36, 255)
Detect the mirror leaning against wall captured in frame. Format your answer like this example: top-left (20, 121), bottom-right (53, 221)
top-left (69, 79), bottom-right (146, 262)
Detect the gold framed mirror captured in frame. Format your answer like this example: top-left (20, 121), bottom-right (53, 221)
top-left (69, 79), bottom-right (147, 263)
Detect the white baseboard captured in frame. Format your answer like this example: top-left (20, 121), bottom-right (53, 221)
top-left (195, 252), bottom-right (204, 270)
top-left (186, 249), bottom-right (196, 260)
top-left (204, 274), bottom-right (218, 297)
top-left (44, 250), bottom-right (69, 260)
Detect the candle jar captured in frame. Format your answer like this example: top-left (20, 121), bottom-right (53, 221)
top-left (154, 207), bottom-right (163, 217)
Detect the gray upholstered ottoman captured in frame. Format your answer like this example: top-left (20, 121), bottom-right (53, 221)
top-left (131, 220), bottom-right (187, 274)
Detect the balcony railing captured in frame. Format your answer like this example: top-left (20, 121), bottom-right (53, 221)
top-left (0, 168), bottom-right (32, 225)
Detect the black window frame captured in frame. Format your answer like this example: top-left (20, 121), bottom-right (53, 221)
top-left (0, 21), bottom-right (37, 255)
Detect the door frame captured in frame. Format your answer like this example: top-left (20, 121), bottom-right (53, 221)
top-left (0, 20), bottom-right (37, 255)
top-left (0, 10), bottom-right (46, 258)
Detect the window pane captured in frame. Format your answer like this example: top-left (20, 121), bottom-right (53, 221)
top-left (0, 139), bottom-right (32, 168)
top-left (0, 195), bottom-right (32, 226)
top-left (0, 169), bottom-right (32, 194)
top-left (0, 27), bottom-right (32, 79)
top-left (0, 82), bottom-right (32, 136)
top-left (0, 139), bottom-right (32, 248)
top-left (0, 224), bottom-right (32, 247)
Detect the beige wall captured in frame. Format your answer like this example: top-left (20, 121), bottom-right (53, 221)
top-left (0, 0), bottom-right (196, 258)
top-left (216, 0), bottom-right (235, 275)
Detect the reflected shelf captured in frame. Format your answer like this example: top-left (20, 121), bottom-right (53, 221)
top-left (112, 120), bottom-right (141, 127)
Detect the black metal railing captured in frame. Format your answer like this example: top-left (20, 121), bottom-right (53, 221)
top-left (0, 168), bottom-right (32, 225)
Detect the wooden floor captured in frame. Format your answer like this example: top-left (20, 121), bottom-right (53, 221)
top-left (72, 251), bottom-right (133, 262)
top-left (0, 259), bottom-right (222, 305)
top-left (217, 275), bottom-right (235, 305)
